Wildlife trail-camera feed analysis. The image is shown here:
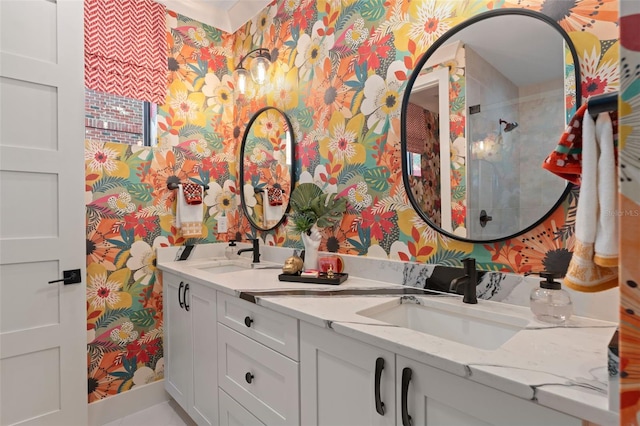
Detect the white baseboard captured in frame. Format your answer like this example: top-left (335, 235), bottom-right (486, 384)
top-left (88, 380), bottom-right (170, 426)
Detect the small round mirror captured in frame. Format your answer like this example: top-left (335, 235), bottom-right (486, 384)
top-left (239, 107), bottom-right (295, 231)
top-left (401, 9), bottom-right (580, 243)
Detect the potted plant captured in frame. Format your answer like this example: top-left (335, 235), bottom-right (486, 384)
top-left (288, 183), bottom-right (346, 270)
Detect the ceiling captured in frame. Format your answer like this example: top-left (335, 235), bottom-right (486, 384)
top-left (157, 0), bottom-right (271, 33)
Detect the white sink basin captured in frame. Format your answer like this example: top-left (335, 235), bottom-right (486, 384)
top-left (190, 258), bottom-right (281, 274)
top-left (357, 297), bottom-right (528, 350)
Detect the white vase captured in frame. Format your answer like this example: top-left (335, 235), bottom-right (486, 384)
top-left (301, 225), bottom-right (321, 271)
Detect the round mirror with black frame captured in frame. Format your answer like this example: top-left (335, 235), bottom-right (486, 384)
top-left (239, 106), bottom-right (295, 231)
top-left (400, 8), bottom-right (581, 243)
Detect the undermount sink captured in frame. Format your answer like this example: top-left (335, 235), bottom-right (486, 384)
top-left (196, 260), bottom-right (249, 274)
top-left (191, 258), bottom-right (280, 274)
top-left (357, 297), bottom-right (528, 350)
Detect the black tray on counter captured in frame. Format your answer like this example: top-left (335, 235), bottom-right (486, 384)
top-left (278, 272), bottom-right (348, 285)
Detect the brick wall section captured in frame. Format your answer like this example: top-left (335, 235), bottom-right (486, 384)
top-left (85, 88), bottom-right (145, 145)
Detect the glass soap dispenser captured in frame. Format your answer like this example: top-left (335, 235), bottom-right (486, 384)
top-left (225, 240), bottom-right (238, 259)
top-left (529, 272), bottom-right (572, 324)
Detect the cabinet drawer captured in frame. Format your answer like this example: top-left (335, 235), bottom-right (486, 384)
top-left (219, 388), bottom-right (265, 426)
top-left (217, 292), bottom-right (299, 360)
top-left (218, 324), bottom-right (299, 426)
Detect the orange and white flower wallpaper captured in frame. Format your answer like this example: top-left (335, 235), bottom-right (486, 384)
top-left (85, 0), bottom-right (621, 401)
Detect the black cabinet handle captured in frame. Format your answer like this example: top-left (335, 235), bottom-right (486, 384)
top-left (244, 316), bottom-right (254, 327)
top-left (178, 282), bottom-right (185, 309)
top-left (401, 367), bottom-right (413, 426)
top-left (184, 283), bottom-right (190, 311)
top-left (245, 372), bottom-right (254, 384)
top-left (374, 357), bottom-right (386, 415)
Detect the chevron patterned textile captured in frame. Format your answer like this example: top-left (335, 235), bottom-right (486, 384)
top-left (85, 0), bottom-right (167, 104)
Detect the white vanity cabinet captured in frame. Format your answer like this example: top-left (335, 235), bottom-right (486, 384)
top-left (217, 293), bottom-right (300, 426)
top-left (396, 356), bottom-right (581, 426)
top-left (219, 388), bottom-right (264, 426)
top-left (300, 322), bottom-right (396, 426)
top-left (163, 272), bottom-right (218, 426)
top-left (299, 321), bottom-right (582, 426)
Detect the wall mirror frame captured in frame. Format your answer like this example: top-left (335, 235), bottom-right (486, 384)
top-left (239, 106), bottom-right (295, 231)
top-left (400, 8), bottom-right (581, 243)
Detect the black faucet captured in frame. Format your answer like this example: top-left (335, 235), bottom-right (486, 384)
top-left (237, 238), bottom-right (260, 263)
top-left (449, 258), bottom-right (478, 304)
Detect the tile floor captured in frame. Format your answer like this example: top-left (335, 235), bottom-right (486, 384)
top-left (102, 400), bottom-right (196, 426)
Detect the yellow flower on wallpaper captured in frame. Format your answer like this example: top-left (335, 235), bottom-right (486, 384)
top-left (86, 268), bottom-right (131, 310)
top-left (168, 80), bottom-right (207, 127)
top-left (319, 112), bottom-right (366, 164)
top-left (396, 0), bottom-right (456, 51)
top-left (85, 140), bottom-right (130, 178)
top-left (268, 64), bottom-right (299, 111)
top-left (202, 72), bottom-right (235, 122)
top-left (253, 108), bottom-right (285, 139)
top-left (569, 31), bottom-right (619, 99)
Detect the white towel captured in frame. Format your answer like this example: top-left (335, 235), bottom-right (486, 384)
top-left (594, 113), bottom-right (618, 267)
top-left (176, 184), bottom-right (203, 237)
top-left (262, 188), bottom-right (282, 228)
top-left (565, 110), bottom-right (618, 292)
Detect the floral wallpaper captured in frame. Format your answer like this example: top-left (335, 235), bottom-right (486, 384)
top-left (619, 2), bottom-right (640, 423)
top-left (85, 0), bottom-right (620, 401)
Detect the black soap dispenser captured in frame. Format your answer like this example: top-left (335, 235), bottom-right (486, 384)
top-left (529, 272), bottom-right (572, 324)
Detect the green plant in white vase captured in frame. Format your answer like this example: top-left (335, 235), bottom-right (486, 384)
top-left (288, 183), bottom-right (346, 271)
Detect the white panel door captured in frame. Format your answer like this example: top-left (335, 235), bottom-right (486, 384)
top-left (0, 1), bottom-right (86, 425)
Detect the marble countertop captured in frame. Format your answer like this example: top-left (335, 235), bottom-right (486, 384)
top-left (158, 256), bottom-right (618, 425)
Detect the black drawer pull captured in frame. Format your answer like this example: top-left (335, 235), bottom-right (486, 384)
top-left (244, 316), bottom-right (254, 327)
top-left (178, 282), bottom-right (185, 309)
top-left (374, 357), bottom-right (385, 415)
top-left (401, 367), bottom-right (413, 426)
top-left (184, 283), bottom-right (190, 311)
top-left (245, 372), bottom-right (254, 384)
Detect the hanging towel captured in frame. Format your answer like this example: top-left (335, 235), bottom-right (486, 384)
top-left (267, 186), bottom-right (284, 206)
top-left (182, 182), bottom-right (203, 205)
top-left (262, 188), bottom-right (282, 228)
top-left (541, 103), bottom-right (587, 185)
top-left (564, 110), bottom-right (618, 292)
top-left (594, 113), bottom-right (618, 268)
top-left (176, 184), bottom-right (203, 237)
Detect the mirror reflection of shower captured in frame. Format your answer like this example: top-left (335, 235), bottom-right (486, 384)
top-left (499, 119), bottom-right (518, 133)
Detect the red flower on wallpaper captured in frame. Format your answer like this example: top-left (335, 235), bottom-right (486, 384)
top-left (201, 156), bottom-right (229, 180)
top-left (357, 31), bottom-right (391, 68)
top-left (452, 202), bottom-right (466, 226)
top-left (199, 46), bottom-right (225, 71)
top-left (123, 206), bottom-right (158, 238)
top-left (292, 2), bottom-right (315, 31)
top-left (581, 76), bottom-right (608, 97)
top-left (298, 142), bottom-right (318, 168)
top-left (125, 335), bottom-right (160, 364)
top-left (361, 206), bottom-right (395, 241)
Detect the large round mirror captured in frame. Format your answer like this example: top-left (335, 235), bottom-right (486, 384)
top-left (401, 9), bottom-right (580, 243)
top-left (239, 106), bottom-right (295, 231)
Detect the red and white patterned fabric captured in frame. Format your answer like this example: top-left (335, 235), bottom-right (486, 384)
top-left (85, 0), bottom-right (167, 104)
top-left (182, 183), bottom-right (203, 205)
top-left (267, 186), bottom-right (284, 206)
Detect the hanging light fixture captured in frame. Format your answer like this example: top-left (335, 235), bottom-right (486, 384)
top-left (233, 48), bottom-right (273, 95)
